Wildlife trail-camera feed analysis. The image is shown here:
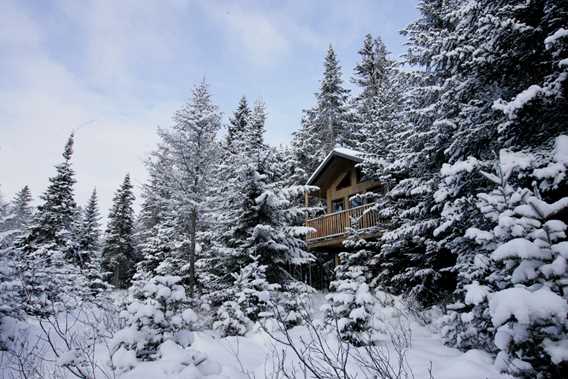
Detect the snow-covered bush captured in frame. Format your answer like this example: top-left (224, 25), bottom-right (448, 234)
top-left (323, 233), bottom-right (381, 346)
top-left (212, 300), bottom-right (250, 337)
top-left (213, 258), bottom-right (278, 336)
top-left (277, 280), bottom-right (315, 329)
top-left (111, 275), bottom-right (197, 367)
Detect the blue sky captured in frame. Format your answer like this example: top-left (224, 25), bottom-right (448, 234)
top-left (0, 0), bottom-right (418, 214)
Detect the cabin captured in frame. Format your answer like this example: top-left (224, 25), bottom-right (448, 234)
top-left (304, 148), bottom-right (385, 250)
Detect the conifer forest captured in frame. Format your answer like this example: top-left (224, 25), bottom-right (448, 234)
top-left (1, 1), bottom-right (567, 378)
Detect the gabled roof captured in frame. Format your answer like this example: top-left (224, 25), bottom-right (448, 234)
top-left (306, 147), bottom-right (363, 185)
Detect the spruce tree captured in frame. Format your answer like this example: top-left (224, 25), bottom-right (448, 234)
top-left (8, 186), bottom-right (33, 229)
top-left (0, 187), bottom-right (32, 325)
top-left (226, 96), bottom-right (251, 152)
top-left (292, 45), bottom-right (351, 179)
top-left (0, 185), bottom-right (33, 249)
top-left (16, 135), bottom-right (88, 315)
top-left (102, 174), bottom-right (137, 288)
top-left (78, 189), bottom-right (108, 297)
top-left (111, 275), bottom-right (198, 364)
top-left (20, 135), bottom-right (78, 258)
top-left (78, 189), bottom-right (101, 263)
top-left (139, 80), bottom-right (221, 297)
top-left (352, 34), bottom-right (404, 173)
top-left (324, 228), bottom-right (382, 346)
top-left (247, 99), bottom-right (268, 162)
top-left (213, 257), bottom-right (278, 336)
top-left (215, 118), bottom-right (314, 284)
top-left (443, 137), bottom-right (568, 377)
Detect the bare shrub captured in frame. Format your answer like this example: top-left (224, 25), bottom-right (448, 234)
top-left (259, 298), bottom-right (416, 379)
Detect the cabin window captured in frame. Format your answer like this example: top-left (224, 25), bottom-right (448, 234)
top-left (332, 198), bottom-right (345, 213)
top-left (336, 174), bottom-right (351, 190)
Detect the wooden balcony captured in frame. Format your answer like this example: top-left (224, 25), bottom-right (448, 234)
top-left (305, 202), bottom-right (382, 249)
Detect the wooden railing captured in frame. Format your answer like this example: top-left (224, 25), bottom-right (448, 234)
top-left (305, 202), bottom-right (380, 243)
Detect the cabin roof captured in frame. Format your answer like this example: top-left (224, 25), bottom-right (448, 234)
top-left (306, 147), bottom-right (363, 186)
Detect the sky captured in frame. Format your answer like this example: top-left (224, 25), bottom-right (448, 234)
top-left (0, 0), bottom-right (419, 217)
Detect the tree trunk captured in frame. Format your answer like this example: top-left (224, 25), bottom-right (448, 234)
top-left (188, 207), bottom-right (197, 298)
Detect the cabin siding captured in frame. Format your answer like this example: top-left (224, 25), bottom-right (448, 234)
top-left (305, 149), bottom-right (385, 249)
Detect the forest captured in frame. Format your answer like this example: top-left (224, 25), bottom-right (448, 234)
top-left (1, 1), bottom-right (567, 378)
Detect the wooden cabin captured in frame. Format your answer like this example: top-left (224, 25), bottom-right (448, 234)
top-left (304, 148), bottom-right (385, 249)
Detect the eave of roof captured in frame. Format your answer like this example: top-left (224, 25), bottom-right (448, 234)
top-left (306, 147), bottom-right (363, 185)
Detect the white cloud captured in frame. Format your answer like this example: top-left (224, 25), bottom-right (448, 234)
top-left (0, 0), bottom-right (419, 217)
top-left (0, 0), bottom-right (180, 217)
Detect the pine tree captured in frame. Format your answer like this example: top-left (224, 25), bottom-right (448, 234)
top-left (8, 186), bottom-right (33, 229)
top-left (154, 79), bottom-right (222, 297)
top-left (16, 135), bottom-right (88, 316)
top-left (77, 189), bottom-right (108, 297)
top-left (111, 275), bottom-right (198, 363)
top-left (292, 45), bottom-right (351, 179)
top-left (227, 96), bottom-right (251, 152)
top-left (0, 187), bottom-right (32, 325)
top-left (445, 137), bottom-right (568, 377)
top-left (247, 99), bottom-right (268, 162)
top-left (352, 34), bottom-right (404, 175)
top-left (102, 174), bottom-right (137, 289)
top-left (79, 189), bottom-right (101, 255)
top-left (0, 185), bottom-right (33, 249)
top-left (20, 135), bottom-right (78, 258)
top-left (215, 122), bottom-right (314, 284)
top-left (277, 280), bottom-right (315, 329)
top-left (368, 0), bottom-right (467, 305)
top-left (136, 209), bottom-right (184, 280)
top-left (213, 258), bottom-right (278, 336)
top-left (323, 229), bottom-right (381, 346)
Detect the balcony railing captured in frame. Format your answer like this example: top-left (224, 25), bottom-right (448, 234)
top-left (305, 202), bottom-right (380, 244)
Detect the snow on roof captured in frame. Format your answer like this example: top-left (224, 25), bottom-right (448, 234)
top-left (306, 147), bottom-right (363, 185)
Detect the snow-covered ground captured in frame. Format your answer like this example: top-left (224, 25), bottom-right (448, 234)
top-left (0, 292), bottom-right (507, 379)
top-left (192, 293), bottom-right (506, 379)
top-left (192, 326), bottom-right (504, 379)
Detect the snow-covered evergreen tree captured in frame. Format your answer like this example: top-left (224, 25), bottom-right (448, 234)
top-left (323, 229), bottom-right (380, 346)
top-left (19, 135), bottom-right (78, 258)
top-left (277, 280), bottom-right (315, 329)
top-left (102, 174), bottom-right (137, 289)
top-left (227, 96), bottom-right (251, 148)
top-left (292, 45), bottom-right (351, 179)
top-left (351, 34), bottom-right (403, 157)
top-left (0, 187), bottom-right (32, 324)
top-left (363, 0), bottom-right (459, 306)
top-left (16, 135), bottom-right (89, 316)
top-left (111, 275), bottom-right (198, 363)
top-left (247, 99), bottom-right (268, 162)
top-left (153, 79), bottom-right (222, 297)
top-left (213, 258), bottom-right (278, 336)
top-left (76, 189), bottom-right (108, 298)
top-left (78, 189), bottom-right (101, 257)
top-left (136, 209), bottom-right (184, 281)
top-left (216, 135), bottom-right (314, 285)
top-left (0, 185), bottom-right (33, 249)
top-left (444, 136), bottom-right (568, 377)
